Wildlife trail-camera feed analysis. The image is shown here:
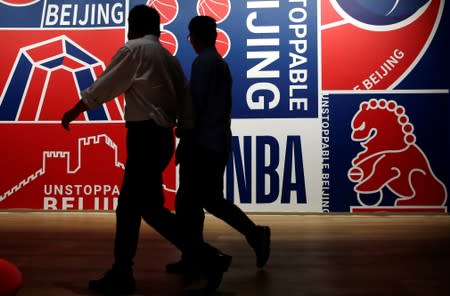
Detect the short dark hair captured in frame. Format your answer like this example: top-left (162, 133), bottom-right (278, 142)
top-left (188, 16), bottom-right (217, 46)
top-left (128, 5), bottom-right (160, 37)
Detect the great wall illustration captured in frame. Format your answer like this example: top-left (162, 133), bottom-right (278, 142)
top-left (0, 134), bottom-right (124, 203)
top-left (0, 134), bottom-right (175, 206)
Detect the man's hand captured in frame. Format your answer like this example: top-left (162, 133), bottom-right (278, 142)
top-left (61, 100), bottom-right (89, 131)
top-left (175, 129), bottom-right (195, 165)
top-left (61, 109), bottom-right (79, 131)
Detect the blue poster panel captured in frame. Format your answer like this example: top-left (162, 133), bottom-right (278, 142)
top-left (323, 92), bottom-right (448, 213)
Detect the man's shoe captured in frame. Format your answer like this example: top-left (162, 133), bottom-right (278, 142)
top-left (204, 252), bottom-right (232, 274)
top-left (184, 253), bottom-right (232, 294)
top-left (248, 225), bottom-right (271, 268)
top-left (88, 269), bottom-right (136, 295)
top-left (165, 259), bottom-right (186, 274)
top-left (203, 253), bottom-right (232, 293)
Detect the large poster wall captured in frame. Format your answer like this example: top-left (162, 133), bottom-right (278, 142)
top-left (0, 0), bottom-right (448, 213)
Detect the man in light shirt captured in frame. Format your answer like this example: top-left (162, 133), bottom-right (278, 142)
top-left (61, 5), bottom-right (193, 295)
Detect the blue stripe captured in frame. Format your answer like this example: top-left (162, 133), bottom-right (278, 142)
top-left (0, 54), bottom-right (32, 120)
top-left (75, 68), bottom-right (107, 120)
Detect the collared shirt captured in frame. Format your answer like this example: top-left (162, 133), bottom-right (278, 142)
top-left (81, 35), bottom-right (193, 129)
top-left (190, 46), bottom-right (232, 152)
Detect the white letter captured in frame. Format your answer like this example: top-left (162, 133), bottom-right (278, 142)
top-left (290, 39), bottom-right (307, 55)
top-left (362, 79), bottom-right (373, 90)
top-left (289, 24), bottom-right (307, 38)
top-left (94, 185), bottom-right (102, 195)
top-left (247, 82), bottom-right (280, 110)
top-left (43, 197), bottom-right (57, 210)
top-left (45, 5), bottom-right (59, 26)
top-left (289, 98), bottom-right (308, 111)
top-left (394, 48), bottom-right (404, 59)
top-left (290, 69), bottom-right (307, 83)
top-left (289, 7), bottom-right (307, 23)
top-left (60, 4), bottom-right (71, 26)
top-left (247, 1), bottom-right (279, 8)
top-left (62, 197), bottom-right (75, 210)
top-left (111, 3), bottom-right (124, 24)
top-left (247, 12), bottom-right (279, 34)
top-left (247, 51), bottom-right (280, 78)
top-left (98, 3), bottom-right (109, 24)
top-left (104, 185), bottom-right (112, 194)
top-left (113, 185), bottom-right (120, 195)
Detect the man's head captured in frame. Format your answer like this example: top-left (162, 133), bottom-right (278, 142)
top-left (128, 5), bottom-right (160, 40)
top-left (188, 16), bottom-right (217, 53)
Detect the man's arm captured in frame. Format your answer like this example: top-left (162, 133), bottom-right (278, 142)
top-left (80, 47), bottom-right (136, 109)
top-left (169, 58), bottom-right (195, 135)
top-left (61, 100), bottom-right (89, 131)
top-left (61, 46), bottom-right (136, 131)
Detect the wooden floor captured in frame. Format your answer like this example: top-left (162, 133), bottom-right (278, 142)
top-left (0, 212), bottom-right (449, 296)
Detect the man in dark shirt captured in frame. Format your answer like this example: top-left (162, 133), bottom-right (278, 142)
top-left (173, 15), bottom-right (271, 292)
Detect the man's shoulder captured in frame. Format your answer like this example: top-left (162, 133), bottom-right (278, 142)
top-left (125, 36), bottom-right (162, 51)
top-left (125, 37), bottom-right (147, 48)
top-left (196, 49), bottom-right (227, 66)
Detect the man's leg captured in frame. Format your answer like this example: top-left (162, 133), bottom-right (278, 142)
top-left (113, 121), bottom-right (176, 269)
top-left (175, 154), bottom-right (207, 266)
top-left (200, 148), bottom-right (271, 269)
top-left (139, 123), bottom-right (182, 249)
top-left (174, 143), bottom-right (232, 293)
top-left (88, 125), bottom-right (145, 294)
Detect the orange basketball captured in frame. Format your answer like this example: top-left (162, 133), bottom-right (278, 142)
top-left (197, 0), bottom-right (231, 23)
top-left (0, 258), bottom-right (22, 296)
top-left (148, 0), bottom-right (178, 25)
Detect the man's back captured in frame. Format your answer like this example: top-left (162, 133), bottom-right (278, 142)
top-left (122, 35), bottom-right (188, 126)
top-left (190, 46), bottom-right (232, 152)
top-left (81, 34), bottom-right (189, 128)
